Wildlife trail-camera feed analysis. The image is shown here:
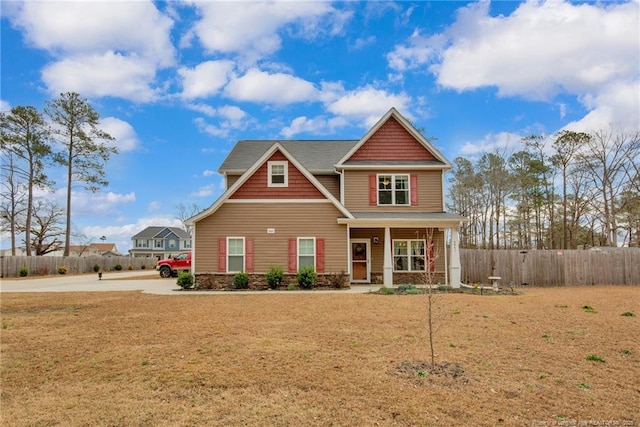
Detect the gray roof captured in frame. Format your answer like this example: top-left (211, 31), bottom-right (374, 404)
top-left (132, 226), bottom-right (190, 240)
top-left (219, 140), bottom-right (359, 174)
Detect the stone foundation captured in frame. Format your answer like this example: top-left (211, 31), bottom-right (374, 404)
top-left (195, 271), bottom-right (350, 290)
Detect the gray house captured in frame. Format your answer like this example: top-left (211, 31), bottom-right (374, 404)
top-left (129, 226), bottom-right (192, 259)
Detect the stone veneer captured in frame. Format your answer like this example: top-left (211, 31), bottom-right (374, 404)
top-left (195, 272), bottom-right (350, 290)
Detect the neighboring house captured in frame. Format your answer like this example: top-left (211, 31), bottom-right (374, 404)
top-left (45, 243), bottom-right (121, 257)
top-left (187, 108), bottom-right (467, 288)
top-left (129, 226), bottom-right (192, 259)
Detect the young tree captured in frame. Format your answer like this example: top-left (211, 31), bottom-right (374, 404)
top-left (45, 92), bottom-right (117, 256)
top-left (1, 106), bottom-right (53, 255)
top-left (176, 203), bottom-right (202, 233)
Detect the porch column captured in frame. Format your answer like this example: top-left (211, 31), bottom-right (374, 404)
top-left (383, 227), bottom-right (393, 286)
top-left (449, 226), bottom-right (461, 288)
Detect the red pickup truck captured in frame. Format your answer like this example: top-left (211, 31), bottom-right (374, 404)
top-left (157, 252), bottom-right (191, 278)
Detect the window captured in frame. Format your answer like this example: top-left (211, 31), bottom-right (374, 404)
top-left (298, 237), bottom-right (315, 269)
top-left (154, 239), bottom-right (164, 249)
top-left (183, 240), bottom-right (192, 249)
top-left (136, 239), bottom-right (150, 248)
top-left (268, 161), bottom-right (288, 187)
top-left (169, 239), bottom-right (176, 249)
top-left (378, 174), bottom-right (409, 205)
top-left (393, 240), bottom-right (425, 272)
top-left (227, 237), bottom-right (245, 272)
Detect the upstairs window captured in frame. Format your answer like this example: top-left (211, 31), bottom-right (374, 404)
top-left (378, 174), bottom-right (409, 205)
top-left (268, 161), bottom-right (288, 187)
top-left (154, 239), bottom-right (164, 249)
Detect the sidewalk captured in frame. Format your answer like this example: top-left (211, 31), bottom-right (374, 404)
top-left (0, 271), bottom-right (382, 295)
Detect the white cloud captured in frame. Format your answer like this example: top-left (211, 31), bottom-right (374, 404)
top-left (41, 51), bottom-right (160, 102)
top-left (326, 87), bottom-right (412, 127)
top-left (192, 106), bottom-right (250, 138)
top-left (185, 1), bottom-right (342, 63)
top-left (281, 115), bottom-right (348, 138)
top-left (38, 188), bottom-right (136, 217)
top-left (224, 68), bottom-right (318, 104)
top-left (191, 184), bottom-right (216, 198)
top-left (0, 99), bottom-right (11, 112)
top-left (100, 117), bottom-right (139, 152)
top-left (459, 132), bottom-right (523, 158)
top-left (202, 170), bottom-right (215, 177)
top-left (5, 0), bottom-right (175, 102)
top-left (178, 60), bottom-right (235, 99)
top-left (148, 201), bottom-right (162, 212)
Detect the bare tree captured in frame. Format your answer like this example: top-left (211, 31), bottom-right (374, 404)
top-left (1, 106), bottom-right (53, 255)
top-left (45, 92), bottom-right (116, 256)
top-left (0, 152), bottom-right (28, 255)
top-left (175, 203), bottom-right (202, 233)
top-left (27, 200), bottom-right (64, 256)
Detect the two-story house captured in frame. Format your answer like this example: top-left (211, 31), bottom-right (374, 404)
top-left (187, 108), bottom-right (466, 288)
top-left (129, 226), bottom-right (192, 260)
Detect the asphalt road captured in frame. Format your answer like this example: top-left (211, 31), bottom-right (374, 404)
top-left (0, 271), bottom-right (380, 295)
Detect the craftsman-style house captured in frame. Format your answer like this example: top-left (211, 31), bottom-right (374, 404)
top-left (187, 108), bottom-right (466, 288)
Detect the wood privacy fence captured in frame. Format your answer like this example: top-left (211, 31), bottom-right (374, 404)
top-left (460, 249), bottom-right (640, 286)
top-left (0, 256), bottom-right (157, 278)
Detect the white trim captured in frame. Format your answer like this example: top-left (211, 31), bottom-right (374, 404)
top-left (297, 237), bottom-right (316, 270)
top-left (225, 199), bottom-right (333, 204)
top-left (226, 236), bottom-right (245, 273)
top-left (350, 239), bottom-right (371, 283)
top-left (268, 160), bottom-right (288, 187)
top-left (191, 223), bottom-right (196, 275)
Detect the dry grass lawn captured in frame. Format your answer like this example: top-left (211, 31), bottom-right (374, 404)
top-left (1, 287), bottom-right (638, 426)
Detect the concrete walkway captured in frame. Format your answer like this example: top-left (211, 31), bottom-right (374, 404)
top-left (0, 271), bottom-right (382, 295)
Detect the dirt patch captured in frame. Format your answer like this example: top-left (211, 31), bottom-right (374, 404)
top-left (1, 287), bottom-right (638, 426)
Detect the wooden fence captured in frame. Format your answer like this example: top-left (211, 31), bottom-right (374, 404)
top-left (460, 249), bottom-right (640, 286)
top-left (0, 256), bottom-right (157, 278)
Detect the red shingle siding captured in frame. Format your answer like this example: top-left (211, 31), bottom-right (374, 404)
top-left (231, 151), bottom-right (325, 199)
top-left (349, 117), bottom-right (436, 161)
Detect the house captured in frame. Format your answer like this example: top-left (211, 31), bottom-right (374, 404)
top-left (187, 108), bottom-right (467, 288)
top-left (46, 243), bottom-right (121, 257)
top-left (129, 226), bottom-right (192, 259)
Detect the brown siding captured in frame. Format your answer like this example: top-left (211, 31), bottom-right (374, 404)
top-left (194, 202), bottom-right (348, 274)
top-left (343, 170), bottom-right (443, 212)
top-left (231, 151), bottom-right (325, 199)
top-left (315, 174), bottom-right (340, 199)
top-left (349, 117), bottom-right (436, 161)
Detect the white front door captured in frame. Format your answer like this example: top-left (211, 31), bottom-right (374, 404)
top-left (351, 239), bottom-right (370, 283)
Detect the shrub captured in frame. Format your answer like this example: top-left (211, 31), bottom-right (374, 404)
top-left (266, 266), bottom-right (284, 289)
top-left (287, 283), bottom-right (296, 291)
top-left (141, 265), bottom-right (146, 270)
top-left (19, 267), bottom-right (28, 277)
top-left (128, 265), bottom-right (134, 270)
top-left (233, 272), bottom-right (249, 289)
top-left (58, 266), bottom-right (68, 275)
top-left (114, 264), bottom-right (123, 271)
top-left (176, 272), bottom-right (194, 289)
top-left (93, 264), bottom-right (100, 272)
top-left (586, 354), bottom-right (605, 363)
top-left (297, 266), bottom-right (316, 289)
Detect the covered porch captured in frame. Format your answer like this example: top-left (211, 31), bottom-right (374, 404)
top-left (337, 213), bottom-right (466, 288)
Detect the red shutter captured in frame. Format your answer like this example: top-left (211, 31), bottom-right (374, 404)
top-left (369, 174), bottom-right (377, 206)
top-left (316, 238), bottom-right (325, 273)
top-left (410, 174), bottom-right (418, 205)
top-left (218, 238), bottom-right (226, 273)
top-left (245, 238), bottom-right (254, 273)
top-left (288, 238), bottom-right (297, 273)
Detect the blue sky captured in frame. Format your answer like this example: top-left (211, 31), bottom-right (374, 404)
top-left (1, 0), bottom-right (639, 254)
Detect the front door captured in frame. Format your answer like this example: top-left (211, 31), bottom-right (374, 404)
top-left (351, 239), bottom-right (370, 283)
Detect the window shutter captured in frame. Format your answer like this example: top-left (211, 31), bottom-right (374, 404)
top-left (316, 238), bottom-right (325, 273)
top-left (410, 174), bottom-right (418, 205)
top-left (369, 175), bottom-right (377, 206)
top-left (218, 238), bottom-right (226, 273)
top-left (288, 238), bottom-right (297, 273)
top-left (246, 238), bottom-right (254, 273)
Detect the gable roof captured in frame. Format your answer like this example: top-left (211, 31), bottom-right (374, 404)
top-left (336, 107), bottom-right (452, 169)
top-left (219, 140), bottom-right (357, 174)
top-left (188, 142), bottom-right (353, 225)
top-left (132, 226), bottom-right (190, 240)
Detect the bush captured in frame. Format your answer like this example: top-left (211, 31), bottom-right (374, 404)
top-left (93, 264), bottom-right (100, 272)
top-left (297, 266), bottom-right (316, 289)
top-left (176, 272), bottom-right (194, 289)
top-left (141, 265), bottom-right (146, 270)
top-left (114, 264), bottom-right (123, 271)
top-left (128, 265), bottom-right (134, 270)
top-left (19, 267), bottom-right (28, 277)
top-left (58, 266), bottom-right (68, 275)
top-left (233, 272), bottom-right (249, 289)
top-left (266, 266), bottom-right (284, 289)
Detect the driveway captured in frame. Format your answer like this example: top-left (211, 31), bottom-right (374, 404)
top-left (0, 271), bottom-right (381, 295)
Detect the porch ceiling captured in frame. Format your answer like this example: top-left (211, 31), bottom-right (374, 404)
top-left (338, 212), bottom-right (468, 228)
